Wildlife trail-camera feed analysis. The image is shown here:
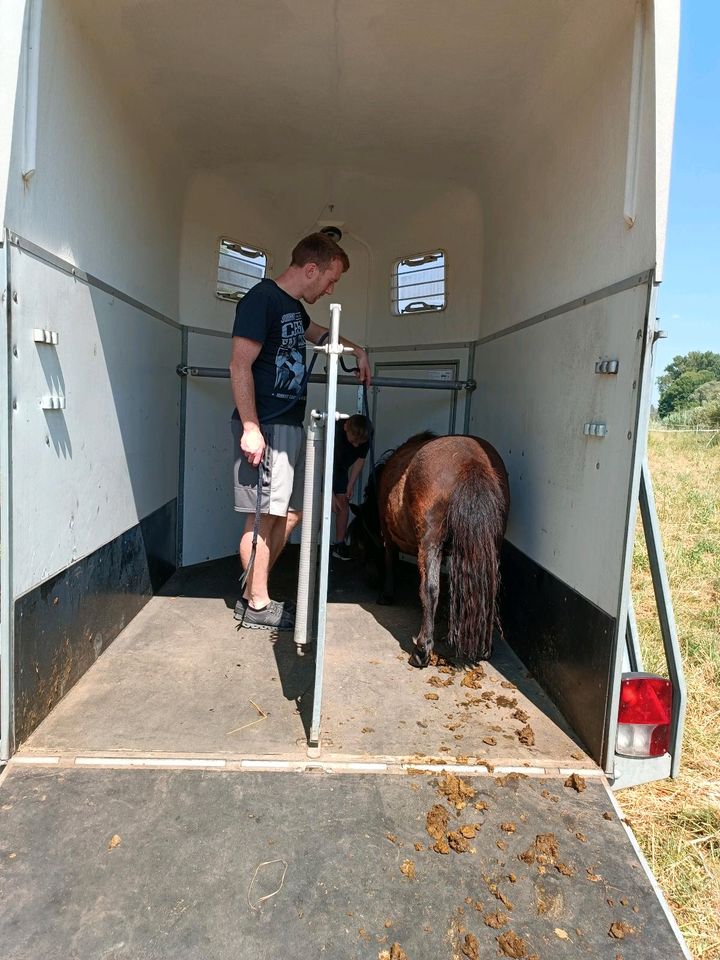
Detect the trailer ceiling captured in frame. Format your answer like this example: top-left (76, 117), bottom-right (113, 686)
top-left (72, 0), bottom-right (633, 182)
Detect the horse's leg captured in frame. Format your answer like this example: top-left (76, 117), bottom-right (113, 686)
top-left (377, 545), bottom-right (395, 605)
top-left (409, 537), bottom-right (442, 668)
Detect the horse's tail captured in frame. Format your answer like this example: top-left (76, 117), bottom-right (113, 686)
top-left (446, 463), bottom-right (506, 660)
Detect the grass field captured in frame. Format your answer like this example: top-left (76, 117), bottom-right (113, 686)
top-left (619, 431), bottom-right (720, 959)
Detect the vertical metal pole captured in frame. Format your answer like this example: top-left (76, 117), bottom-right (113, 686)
top-left (176, 326), bottom-right (188, 568)
top-left (294, 416), bottom-right (321, 653)
top-left (308, 303), bottom-right (342, 754)
top-left (639, 459), bottom-right (686, 776)
top-left (1, 232), bottom-right (15, 761)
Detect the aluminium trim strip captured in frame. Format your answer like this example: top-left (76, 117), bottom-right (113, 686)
top-left (7, 232), bottom-right (182, 330)
top-left (475, 270), bottom-right (653, 347)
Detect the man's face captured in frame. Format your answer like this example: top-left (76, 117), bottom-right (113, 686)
top-left (303, 258), bottom-right (344, 304)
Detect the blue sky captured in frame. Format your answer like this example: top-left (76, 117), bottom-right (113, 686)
top-left (653, 0), bottom-right (720, 400)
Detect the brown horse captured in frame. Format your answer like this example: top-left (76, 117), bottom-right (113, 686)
top-left (350, 432), bottom-right (509, 667)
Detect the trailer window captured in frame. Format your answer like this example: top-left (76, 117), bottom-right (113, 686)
top-left (391, 250), bottom-right (446, 315)
top-left (216, 238), bottom-right (268, 302)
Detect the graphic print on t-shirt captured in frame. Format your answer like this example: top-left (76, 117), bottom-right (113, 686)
top-left (274, 313), bottom-right (306, 399)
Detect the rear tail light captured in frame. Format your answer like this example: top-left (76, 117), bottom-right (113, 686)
top-left (616, 674), bottom-right (672, 758)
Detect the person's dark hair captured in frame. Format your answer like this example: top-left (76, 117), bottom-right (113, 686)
top-left (291, 232), bottom-right (350, 273)
top-left (346, 414), bottom-right (370, 444)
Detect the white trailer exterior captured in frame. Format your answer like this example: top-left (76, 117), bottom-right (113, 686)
top-left (0, 3), bottom-right (694, 956)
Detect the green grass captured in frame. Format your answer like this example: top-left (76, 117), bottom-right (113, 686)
top-left (620, 431), bottom-right (720, 959)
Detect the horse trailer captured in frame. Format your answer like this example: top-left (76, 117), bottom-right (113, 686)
top-left (0, 1), bottom-right (690, 957)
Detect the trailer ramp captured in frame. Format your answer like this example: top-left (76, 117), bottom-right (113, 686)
top-left (0, 762), bottom-right (687, 959)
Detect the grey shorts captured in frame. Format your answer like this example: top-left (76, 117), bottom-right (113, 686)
top-left (232, 420), bottom-right (306, 517)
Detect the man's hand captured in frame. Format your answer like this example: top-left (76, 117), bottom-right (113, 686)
top-left (241, 425), bottom-right (265, 467)
top-left (353, 347), bottom-right (372, 387)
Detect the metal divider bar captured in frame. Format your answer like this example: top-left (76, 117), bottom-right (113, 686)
top-left (176, 365), bottom-right (474, 393)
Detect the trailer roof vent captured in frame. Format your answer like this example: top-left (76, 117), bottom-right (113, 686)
top-left (216, 238), bottom-right (268, 302)
top-left (392, 250), bottom-right (446, 315)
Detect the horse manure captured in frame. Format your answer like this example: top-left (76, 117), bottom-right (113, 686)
top-left (362, 727), bottom-right (374, 734)
top-left (496, 695), bottom-right (518, 708)
top-left (461, 933), bottom-right (480, 960)
top-left (460, 667), bottom-right (486, 689)
top-left (556, 862), bottom-right (575, 877)
top-left (386, 833), bottom-right (398, 844)
top-left (575, 832), bottom-right (588, 842)
top-left (400, 859), bottom-right (416, 880)
top-left (512, 708), bottom-right (530, 723)
top-left (426, 804), bottom-right (450, 840)
top-left (497, 930), bottom-right (528, 958)
top-left (518, 725), bottom-right (536, 746)
top-left (437, 772), bottom-right (476, 809)
top-left (417, 721), bottom-right (428, 729)
top-left (378, 944), bottom-right (409, 960)
top-left (570, 750), bottom-right (584, 760)
top-left (428, 676), bottom-right (454, 688)
top-left (433, 838), bottom-right (450, 854)
top-left (541, 789), bottom-right (559, 803)
top-left (500, 822), bottom-right (517, 833)
top-left (494, 772), bottom-right (528, 787)
top-left (519, 833), bottom-right (560, 867)
top-left (448, 830), bottom-right (471, 853)
top-left (474, 801), bottom-right (489, 811)
top-left (484, 911), bottom-right (508, 929)
top-left (500, 681), bottom-right (517, 690)
top-left (496, 839), bottom-right (507, 850)
top-left (481, 691), bottom-right (495, 701)
top-left (603, 811), bottom-right (614, 820)
top-left (482, 736), bottom-right (496, 746)
top-left (609, 921), bottom-right (636, 939)
top-left (564, 772), bottom-right (586, 792)
top-left (424, 692), bottom-right (439, 701)
top-left (460, 824), bottom-right (480, 839)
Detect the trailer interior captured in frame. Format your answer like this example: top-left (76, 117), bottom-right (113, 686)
top-left (0, 2), bottom-right (689, 957)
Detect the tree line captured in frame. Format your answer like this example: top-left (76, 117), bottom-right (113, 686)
top-left (655, 351), bottom-right (720, 428)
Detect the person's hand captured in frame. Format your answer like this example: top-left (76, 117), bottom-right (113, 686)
top-left (345, 485), bottom-right (354, 500)
top-left (241, 425), bottom-right (265, 467)
top-left (353, 347), bottom-right (372, 387)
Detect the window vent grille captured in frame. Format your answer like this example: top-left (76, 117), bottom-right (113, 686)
top-left (391, 250), bottom-right (446, 315)
top-left (216, 238), bottom-right (267, 302)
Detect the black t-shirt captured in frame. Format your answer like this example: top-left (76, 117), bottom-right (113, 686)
top-left (333, 421), bottom-right (370, 477)
top-left (231, 279), bottom-right (311, 426)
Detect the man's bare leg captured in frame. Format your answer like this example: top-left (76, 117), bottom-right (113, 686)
top-left (268, 509), bottom-right (302, 569)
top-left (240, 513), bottom-right (281, 609)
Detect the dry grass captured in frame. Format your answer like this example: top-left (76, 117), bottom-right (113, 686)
top-left (619, 431), bottom-right (720, 959)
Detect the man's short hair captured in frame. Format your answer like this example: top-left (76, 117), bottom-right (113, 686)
top-left (346, 414), bottom-right (370, 444)
top-left (291, 233), bottom-right (350, 273)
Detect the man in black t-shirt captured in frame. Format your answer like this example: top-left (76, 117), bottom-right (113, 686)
top-left (230, 233), bottom-right (371, 630)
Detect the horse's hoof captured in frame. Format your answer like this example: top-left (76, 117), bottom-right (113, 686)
top-left (409, 650), bottom-right (430, 669)
top-left (377, 593), bottom-right (394, 606)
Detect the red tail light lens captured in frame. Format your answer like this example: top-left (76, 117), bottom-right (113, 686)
top-left (616, 675), bottom-right (672, 758)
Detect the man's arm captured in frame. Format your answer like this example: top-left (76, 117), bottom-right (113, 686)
top-left (305, 321), bottom-right (372, 386)
top-left (346, 457), bottom-right (366, 499)
top-left (230, 336), bottom-right (265, 467)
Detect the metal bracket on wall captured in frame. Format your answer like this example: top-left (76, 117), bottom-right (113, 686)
top-left (39, 395), bottom-right (66, 410)
top-left (583, 422), bottom-right (607, 437)
top-left (33, 329), bottom-right (59, 345)
top-left (595, 359), bottom-right (619, 374)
